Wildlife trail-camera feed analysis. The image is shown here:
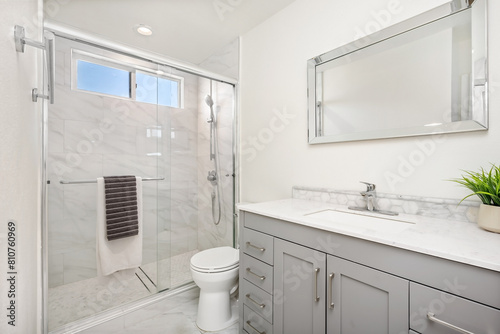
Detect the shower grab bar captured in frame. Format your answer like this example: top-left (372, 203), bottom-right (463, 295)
top-left (14, 25), bottom-right (56, 104)
top-left (59, 177), bottom-right (165, 185)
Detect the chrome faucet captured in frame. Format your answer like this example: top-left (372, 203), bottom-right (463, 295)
top-left (348, 182), bottom-right (399, 216)
top-left (359, 182), bottom-right (376, 211)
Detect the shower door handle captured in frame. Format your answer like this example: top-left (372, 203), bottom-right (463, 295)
top-left (46, 31), bottom-right (55, 104)
top-left (14, 26), bottom-right (56, 104)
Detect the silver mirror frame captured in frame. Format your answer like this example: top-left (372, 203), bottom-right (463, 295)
top-left (308, 0), bottom-right (488, 144)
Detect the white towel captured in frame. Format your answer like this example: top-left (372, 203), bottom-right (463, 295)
top-left (96, 176), bottom-right (143, 276)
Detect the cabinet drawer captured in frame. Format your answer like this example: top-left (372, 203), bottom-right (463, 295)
top-left (244, 305), bottom-right (273, 334)
top-left (241, 253), bottom-right (273, 294)
top-left (243, 228), bottom-right (274, 265)
top-left (242, 279), bottom-right (273, 323)
top-left (410, 282), bottom-right (500, 334)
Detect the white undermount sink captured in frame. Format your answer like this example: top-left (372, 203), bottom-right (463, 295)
top-left (303, 208), bottom-right (416, 232)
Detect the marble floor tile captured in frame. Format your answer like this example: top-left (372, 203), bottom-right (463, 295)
top-left (82, 287), bottom-right (239, 334)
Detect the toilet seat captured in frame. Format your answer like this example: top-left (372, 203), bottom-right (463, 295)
top-left (190, 247), bottom-right (239, 273)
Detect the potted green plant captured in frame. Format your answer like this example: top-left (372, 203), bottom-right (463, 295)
top-left (451, 164), bottom-right (500, 233)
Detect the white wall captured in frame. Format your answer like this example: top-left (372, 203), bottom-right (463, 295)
top-left (0, 0), bottom-right (42, 333)
top-left (240, 0), bottom-right (500, 203)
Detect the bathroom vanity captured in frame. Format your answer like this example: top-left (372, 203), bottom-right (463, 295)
top-left (238, 198), bottom-right (500, 334)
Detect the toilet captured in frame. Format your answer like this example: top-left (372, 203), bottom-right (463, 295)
top-left (190, 246), bottom-right (239, 331)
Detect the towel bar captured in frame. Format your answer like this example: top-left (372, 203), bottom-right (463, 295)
top-left (58, 177), bottom-right (165, 185)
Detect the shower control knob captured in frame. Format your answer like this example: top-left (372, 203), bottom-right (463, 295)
top-left (207, 170), bottom-right (217, 184)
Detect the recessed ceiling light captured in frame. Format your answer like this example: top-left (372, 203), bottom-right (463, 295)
top-left (135, 24), bottom-right (153, 36)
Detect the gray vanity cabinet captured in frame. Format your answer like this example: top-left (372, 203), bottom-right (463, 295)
top-left (327, 255), bottom-right (409, 334)
top-left (239, 211), bottom-right (500, 334)
top-left (272, 238), bottom-right (409, 334)
top-left (273, 238), bottom-right (326, 334)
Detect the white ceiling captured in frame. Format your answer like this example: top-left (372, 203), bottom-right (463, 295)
top-left (45, 0), bottom-right (296, 64)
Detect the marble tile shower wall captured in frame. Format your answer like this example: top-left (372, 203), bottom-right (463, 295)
top-left (196, 79), bottom-right (234, 251)
top-left (47, 38), bottom-right (201, 288)
top-left (166, 67), bottom-right (199, 260)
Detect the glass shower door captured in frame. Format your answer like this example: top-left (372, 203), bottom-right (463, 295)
top-left (46, 36), bottom-right (164, 330)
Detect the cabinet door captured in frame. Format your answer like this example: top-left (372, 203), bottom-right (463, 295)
top-left (327, 255), bottom-right (409, 334)
top-left (274, 239), bottom-right (326, 334)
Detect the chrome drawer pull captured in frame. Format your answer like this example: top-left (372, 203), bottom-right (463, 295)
top-left (427, 312), bottom-right (474, 334)
top-left (328, 273), bottom-right (335, 309)
top-left (246, 293), bottom-right (266, 309)
top-left (246, 320), bottom-right (266, 334)
top-left (246, 268), bottom-right (266, 280)
top-left (314, 268), bottom-right (320, 302)
top-left (246, 241), bottom-right (266, 252)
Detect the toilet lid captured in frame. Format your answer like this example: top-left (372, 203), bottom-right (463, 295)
top-left (190, 247), bottom-right (239, 272)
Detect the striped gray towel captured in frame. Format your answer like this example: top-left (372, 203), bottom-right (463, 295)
top-left (103, 176), bottom-right (139, 241)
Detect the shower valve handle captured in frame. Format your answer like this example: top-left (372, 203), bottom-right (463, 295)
top-left (207, 170), bottom-right (217, 183)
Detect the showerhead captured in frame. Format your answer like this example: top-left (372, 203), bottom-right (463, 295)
top-left (205, 94), bottom-right (214, 107)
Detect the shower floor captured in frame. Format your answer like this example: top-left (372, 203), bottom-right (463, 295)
top-left (48, 249), bottom-right (199, 331)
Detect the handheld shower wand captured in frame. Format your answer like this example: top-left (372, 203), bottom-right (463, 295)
top-left (205, 94), bottom-right (215, 161)
top-left (205, 88), bottom-right (221, 225)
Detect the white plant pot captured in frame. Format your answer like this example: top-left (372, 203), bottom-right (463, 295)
top-left (477, 204), bottom-right (500, 233)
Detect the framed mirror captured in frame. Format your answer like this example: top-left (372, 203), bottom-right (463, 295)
top-left (308, 0), bottom-right (488, 144)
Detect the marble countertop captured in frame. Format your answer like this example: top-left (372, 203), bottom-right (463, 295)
top-left (238, 198), bottom-right (500, 272)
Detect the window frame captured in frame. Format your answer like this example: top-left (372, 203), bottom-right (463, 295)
top-left (135, 70), bottom-right (184, 108)
top-left (71, 49), bottom-right (184, 108)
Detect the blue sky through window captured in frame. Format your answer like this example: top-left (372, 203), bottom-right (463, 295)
top-left (136, 72), bottom-right (158, 104)
top-left (136, 71), bottom-right (180, 107)
top-left (77, 59), bottom-right (180, 107)
top-left (159, 78), bottom-right (179, 108)
top-left (77, 60), bottom-right (131, 98)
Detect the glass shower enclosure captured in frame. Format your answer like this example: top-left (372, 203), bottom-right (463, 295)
top-left (44, 35), bottom-right (236, 332)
